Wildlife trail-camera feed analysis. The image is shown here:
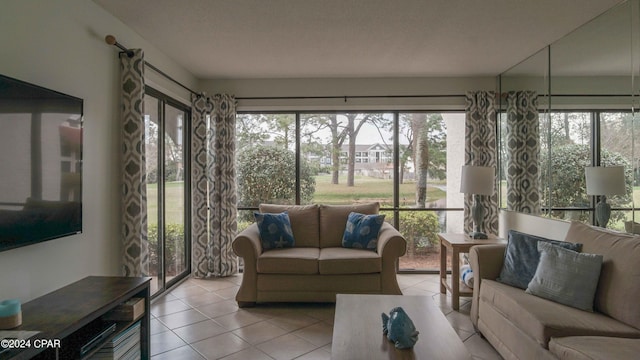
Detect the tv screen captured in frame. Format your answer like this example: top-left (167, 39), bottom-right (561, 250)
top-left (0, 74), bottom-right (83, 252)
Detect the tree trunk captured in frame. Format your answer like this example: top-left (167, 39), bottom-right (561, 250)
top-left (330, 115), bottom-right (340, 184)
top-left (415, 117), bottom-right (429, 207)
top-left (347, 115), bottom-right (356, 187)
top-left (332, 142), bottom-right (340, 184)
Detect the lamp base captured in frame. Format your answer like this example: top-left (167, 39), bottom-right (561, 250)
top-left (595, 195), bottom-right (611, 228)
top-left (471, 194), bottom-right (488, 240)
top-left (468, 231), bottom-right (488, 239)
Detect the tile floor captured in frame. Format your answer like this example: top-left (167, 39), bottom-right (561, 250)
top-left (150, 273), bottom-right (503, 359)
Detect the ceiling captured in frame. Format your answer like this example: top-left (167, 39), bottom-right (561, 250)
top-left (94, 0), bottom-right (623, 79)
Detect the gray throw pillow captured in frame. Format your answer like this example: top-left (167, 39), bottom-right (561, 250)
top-left (497, 230), bottom-right (583, 289)
top-left (526, 241), bottom-right (603, 312)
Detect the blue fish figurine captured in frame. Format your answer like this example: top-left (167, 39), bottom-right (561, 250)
top-left (381, 307), bottom-right (419, 349)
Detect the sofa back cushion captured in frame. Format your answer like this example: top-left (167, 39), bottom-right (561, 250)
top-left (564, 221), bottom-right (640, 329)
top-left (319, 203), bottom-right (380, 248)
top-left (259, 204), bottom-right (319, 247)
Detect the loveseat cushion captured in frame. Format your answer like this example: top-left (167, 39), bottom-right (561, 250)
top-left (549, 336), bottom-right (640, 360)
top-left (259, 204), bottom-right (320, 247)
top-left (564, 221), bottom-right (640, 329)
top-left (480, 280), bottom-right (640, 348)
top-left (319, 203), bottom-right (380, 248)
top-left (257, 248), bottom-right (319, 274)
top-left (318, 247), bottom-right (382, 274)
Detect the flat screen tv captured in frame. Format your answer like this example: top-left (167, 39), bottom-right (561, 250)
top-left (0, 74), bottom-right (83, 252)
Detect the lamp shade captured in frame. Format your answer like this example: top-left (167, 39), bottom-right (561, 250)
top-left (460, 165), bottom-right (494, 195)
top-left (585, 166), bottom-right (626, 195)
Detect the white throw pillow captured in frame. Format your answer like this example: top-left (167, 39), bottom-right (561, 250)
top-left (526, 241), bottom-right (603, 312)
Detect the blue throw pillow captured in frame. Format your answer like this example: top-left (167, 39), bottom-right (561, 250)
top-left (497, 230), bottom-right (582, 289)
top-left (342, 212), bottom-right (385, 250)
top-left (254, 211), bottom-right (295, 250)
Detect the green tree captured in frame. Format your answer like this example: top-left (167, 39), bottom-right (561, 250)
top-left (237, 145), bottom-right (316, 217)
top-left (300, 114), bottom-right (346, 184)
top-left (539, 112), bottom-right (591, 151)
top-left (540, 143), bottom-right (632, 223)
top-left (300, 113), bottom-right (391, 186)
top-left (236, 114), bottom-right (270, 152)
top-left (398, 114), bottom-right (447, 206)
top-left (267, 114), bottom-right (296, 149)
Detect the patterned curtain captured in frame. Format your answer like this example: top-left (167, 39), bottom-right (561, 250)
top-left (464, 91), bottom-right (499, 235)
top-left (505, 91), bottom-right (541, 214)
top-left (120, 50), bottom-right (149, 277)
top-left (191, 94), bottom-right (238, 278)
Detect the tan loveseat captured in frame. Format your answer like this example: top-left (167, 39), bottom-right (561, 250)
top-left (470, 221), bottom-right (640, 360)
top-left (232, 203), bottom-right (407, 307)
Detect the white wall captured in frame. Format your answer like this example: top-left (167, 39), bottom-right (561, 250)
top-left (445, 114), bottom-right (466, 233)
top-left (0, 0), bottom-right (196, 301)
top-left (499, 210), bottom-right (571, 241)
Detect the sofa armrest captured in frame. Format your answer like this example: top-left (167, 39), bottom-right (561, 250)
top-left (469, 243), bottom-right (507, 328)
top-left (377, 222), bottom-right (407, 257)
top-left (232, 223), bottom-right (263, 259)
top-left (378, 222), bottom-right (407, 294)
top-left (232, 223), bottom-right (263, 304)
top-left (469, 244), bottom-right (506, 281)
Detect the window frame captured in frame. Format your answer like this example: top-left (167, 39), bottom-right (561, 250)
top-left (236, 109), bottom-right (466, 273)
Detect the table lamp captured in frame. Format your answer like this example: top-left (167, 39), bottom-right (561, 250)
top-left (460, 165), bottom-right (494, 239)
top-left (585, 166), bottom-right (626, 228)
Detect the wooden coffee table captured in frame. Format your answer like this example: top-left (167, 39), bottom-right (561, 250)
top-left (332, 294), bottom-right (472, 360)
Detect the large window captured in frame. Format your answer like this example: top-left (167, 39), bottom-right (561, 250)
top-left (144, 88), bottom-right (191, 295)
top-left (500, 109), bottom-right (637, 231)
top-left (236, 111), bottom-right (466, 271)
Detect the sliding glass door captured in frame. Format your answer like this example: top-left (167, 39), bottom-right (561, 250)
top-left (144, 87), bottom-right (191, 296)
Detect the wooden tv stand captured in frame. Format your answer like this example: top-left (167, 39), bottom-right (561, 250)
top-left (1, 276), bottom-right (151, 360)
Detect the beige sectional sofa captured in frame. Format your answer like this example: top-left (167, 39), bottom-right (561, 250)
top-left (232, 203), bottom-right (407, 307)
top-left (470, 220), bottom-right (640, 360)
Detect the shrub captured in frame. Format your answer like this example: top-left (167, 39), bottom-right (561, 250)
top-left (381, 211), bottom-right (441, 256)
top-left (237, 145), bottom-right (316, 220)
top-left (540, 144), bottom-right (633, 223)
top-left (147, 223), bottom-right (186, 277)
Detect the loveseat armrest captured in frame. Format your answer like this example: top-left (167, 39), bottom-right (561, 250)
top-left (469, 243), bottom-right (507, 328)
top-left (377, 222), bottom-right (407, 257)
top-left (377, 222), bottom-right (407, 294)
top-left (233, 223), bottom-right (263, 259)
top-left (232, 223), bottom-right (263, 306)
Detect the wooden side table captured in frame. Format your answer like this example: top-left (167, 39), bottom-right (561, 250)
top-left (438, 233), bottom-right (505, 310)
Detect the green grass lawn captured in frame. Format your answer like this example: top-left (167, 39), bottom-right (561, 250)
top-left (147, 175), bottom-right (447, 225)
top-left (312, 174), bottom-right (445, 206)
top-left (147, 182), bottom-right (185, 226)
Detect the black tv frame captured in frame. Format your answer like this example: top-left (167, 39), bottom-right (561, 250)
top-left (0, 74), bottom-right (83, 252)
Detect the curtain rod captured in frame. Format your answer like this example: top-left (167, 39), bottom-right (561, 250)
top-left (105, 35), bottom-right (199, 96)
top-left (235, 94), bottom-right (466, 101)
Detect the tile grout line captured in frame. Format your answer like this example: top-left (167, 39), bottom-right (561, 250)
top-left (151, 274), bottom-right (500, 359)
